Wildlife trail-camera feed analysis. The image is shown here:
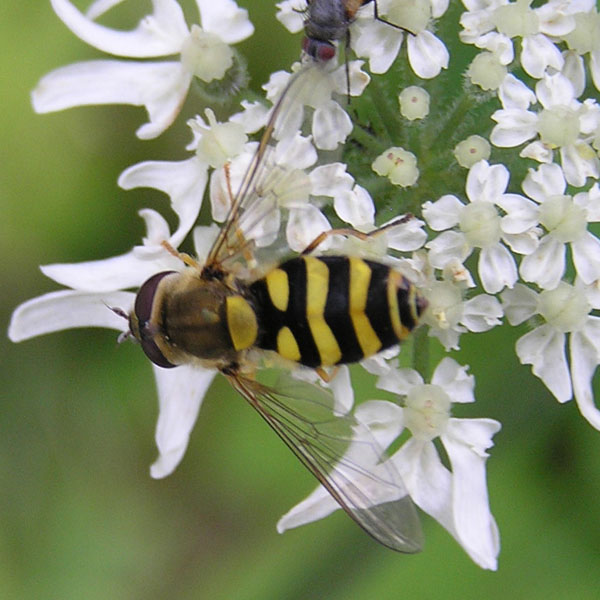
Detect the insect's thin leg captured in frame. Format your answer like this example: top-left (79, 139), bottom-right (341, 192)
top-left (344, 30), bottom-right (351, 101)
top-left (372, 0), bottom-right (415, 35)
top-left (160, 240), bottom-right (200, 269)
top-left (301, 214), bottom-right (413, 255)
top-left (224, 162), bottom-right (234, 207)
top-left (315, 366), bottom-right (339, 383)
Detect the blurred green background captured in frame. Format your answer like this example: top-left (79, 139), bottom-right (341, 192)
top-left (2, 1), bottom-right (599, 599)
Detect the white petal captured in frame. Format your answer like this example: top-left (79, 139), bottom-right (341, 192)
top-left (277, 483), bottom-right (339, 532)
top-left (522, 163), bottom-right (566, 202)
top-left (561, 50), bottom-right (586, 97)
top-left (50, 0), bottom-right (188, 57)
top-left (352, 20), bottom-right (403, 74)
top-left (386, 218), bottom-right (427, 251)
top-left (572, 232), bottom-right (600, 285)
top-left (443, 418), bottom-right (501, 570)
top-left (329, 365), bottom-right (354, 416)
top-left (497, 193), bottom-right (539, 233)
top-left (8, 290), bottom-right (133, 342)
top-left (537, 4), bottom-right (576, 37)
top-left (571, 318), bottom-right (600, 430)
top-left (427, 231), bottom-right (471, 268)
top-left (520, 236), bottom-right (565, 290)
top-left (461, 294), bottom-right (503, 333)
top-left (574, 184), bottom-right (600, 221)
top-left (591, 50), bottom-right (600, 92)
top-left (150, 364), bottom-right (217, 478)
top-left (40, 247), bottom-right (181, 293)
top-left (275, 0), bottom-right (306, 33)
top-left (309, 163), bottom-right (354, 196)
top-left (500, 283), bottom-right (538, 326)
top-left (422, 195), bottom-right (464, 230)
top-left (274, 132), bottom-right (317, 170)
top-left (490, 109), bottom-right (538, 147)
top-left (118, 157), bottom-right (207, 247)
top-left (229, 100), bottom-right (270, 134)
top-left (86, 0), bottom-right (127, 20)
top-left (431, 357), bottom-right (475, 404)
top-left (521, 34), bottom-right (564, 79)
top-left (503, 230), bottom-right (540, 256)
top-left (407, 31), bottom-right (449, 79)
top-left (465, 161), bottom-right (508, 203)
top-left (392, 439), bottom-right (454, 535)
top-left (519, 140), bottom-right (553, 163)
top-left (286, 206), bottom-right (331, 252)
top-left (560, 144), bottom-right (600, 188)
top-left (32, 60), bottom-right (192, 139)
top-left (498, 74), bottom-right (536, 110)
top-left (192, 224), bottom-right (220, 262)
top-left (355, 400), bottom-right (405, 449)
top-left (195, 0), bottom-right (254, 43)
top-left (377, 366), bottom-right (424, 396)
top-left (312, 100), bottom-right (353, 150)
top-left (334, 185), bottom-right (375, 229)
top-left (478, 244), bottom-right (517, 294)
top-left (516, 324), bottom-right (572, 402)
top-left (536, 72), bottom-right (575, 110)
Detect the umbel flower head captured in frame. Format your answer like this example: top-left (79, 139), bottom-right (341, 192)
top-left (9, 0), bottom-right (600, 571)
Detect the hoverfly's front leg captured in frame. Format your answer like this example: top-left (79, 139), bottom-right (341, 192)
top-left (160, 240), bottom-right (200, 269)
top-left (301, 213), bottom-right (413, 255)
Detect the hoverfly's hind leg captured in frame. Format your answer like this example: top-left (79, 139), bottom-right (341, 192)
top-left (372, 0), bottom-right (415, 35)
top-left (315, 366), bottom-right (339, 383)
top-left (301, 213), bottom-right (414, 255)
top-left (160, 240), bottom-right (200, 269)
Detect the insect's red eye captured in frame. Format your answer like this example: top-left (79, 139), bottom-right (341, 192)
top-left (134, 271), bottom-right (177, 369)
top-left (302, 37), bottom-right (336, 62)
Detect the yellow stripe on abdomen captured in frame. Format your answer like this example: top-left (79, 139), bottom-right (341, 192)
top-left (387, 270), bottom-right (411, 341)
top-left (276, 326), bottom-right (301, 362)
top-left (304, 257), bottom-right (342, 366)
top-left (265, 268), bottom-right (289, 312)
top-left (348, 258), bottom-right (382, 357)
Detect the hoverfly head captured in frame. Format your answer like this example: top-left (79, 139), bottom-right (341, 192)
top-left (125, 271), bottom-right (178, 369)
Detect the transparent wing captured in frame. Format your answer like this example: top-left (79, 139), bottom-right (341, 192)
top-left (205, 65), bottom-right (313, 272)
top-left (227, 372), bottom-right (423, 553)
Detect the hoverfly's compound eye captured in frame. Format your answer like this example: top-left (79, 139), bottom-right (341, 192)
top-left (134, 271), bottom-right (177, 369)
top-left (302, 37), bottom-right (336, 62)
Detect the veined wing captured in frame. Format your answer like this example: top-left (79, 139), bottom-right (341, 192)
top-left (227, 372), bottom-right (423, 553)
top-left (205, 66), bottom-right (312, 272)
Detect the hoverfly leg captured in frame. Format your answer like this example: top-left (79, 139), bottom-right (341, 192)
top-left (301, 214), bottom-right (414, 255)
top-left (160, 240), bottom-right (200, 269)
top-left (302, 228), bottom-right (370, 254)
top-left (315, 366), bottom-right (339, 383)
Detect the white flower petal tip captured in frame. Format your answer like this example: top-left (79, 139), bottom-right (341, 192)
top-left (8, 290), bottom-right (134, 342)
top-left (150, 364), bottom-right (217, 478)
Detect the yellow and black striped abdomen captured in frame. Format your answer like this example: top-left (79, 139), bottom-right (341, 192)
top-left (249, 256), bottom-right (426, 368)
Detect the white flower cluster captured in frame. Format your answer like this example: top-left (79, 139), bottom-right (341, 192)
top-left (8, 0), bottom-right (600, 571)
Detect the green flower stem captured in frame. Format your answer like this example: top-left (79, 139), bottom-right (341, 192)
top-left (412, 325), bottom-right (431, 381)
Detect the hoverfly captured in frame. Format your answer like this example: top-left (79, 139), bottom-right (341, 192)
top-left (302, 0), bottom-right (410, 62)
top-left (123, 69), bottom-right (427, 553)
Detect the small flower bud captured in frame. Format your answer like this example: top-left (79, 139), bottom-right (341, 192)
top-left (399, 86), bottom-right (430, 120)
top-left (454, 135), bottom-right (492, 168)
top-left (372, 147), bottom-right (419, 187)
